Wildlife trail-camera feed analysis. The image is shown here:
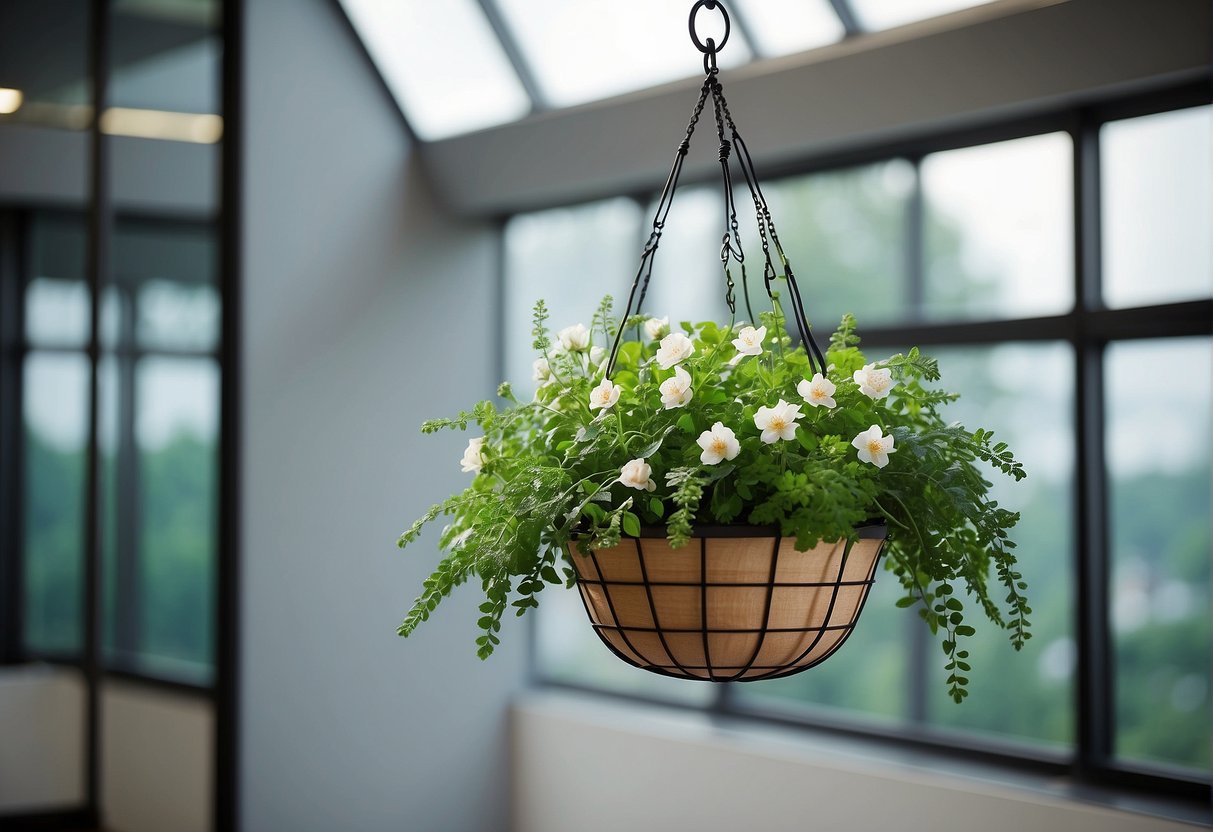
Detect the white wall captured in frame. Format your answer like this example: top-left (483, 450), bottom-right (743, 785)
top-left (241, 1), bottom-right (525, 830)
top-left (513, 694), bottom-right (1208, 832)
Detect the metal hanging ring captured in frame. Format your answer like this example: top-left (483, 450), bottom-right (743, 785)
top-left (689, 0), bottom-right (730, 55)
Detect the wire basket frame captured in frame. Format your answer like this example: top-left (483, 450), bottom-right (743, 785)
top-left (568, 525), bottom-right (887, 682)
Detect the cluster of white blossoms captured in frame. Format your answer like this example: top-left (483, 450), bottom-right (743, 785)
top-left (470, 318), bottom-right (902, 479)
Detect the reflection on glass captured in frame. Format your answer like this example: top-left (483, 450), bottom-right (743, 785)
top-left (23, 352), bottom-right (90, 654)
top-left (1106, 338), bottom-right (1211, 772)
top-left (504, 198), bottom-right (642, 394)
top-left (110, 0), bottom-right (220, 115)
top-left (734, 564), bottom-right (910, 724)
top-left (536, 580), bottom-right (713, 706)
top-left (493, 0), bottom-right (749, 107)
top-left (338, 0), bottom-right (530, 141)
top-left (924, 343), bottom-right (1075, 748)
top-left (762, 160), bottom-right (912, 330)
top-left (850, 0), bottom-right (998, 31)
top-left (0, 0), bottom-right (91, 131)
top-left (135, 356), bottom-right (218, 678)
top-left (732, 0), bottom-right (845, 56)
top-left (1102, 106), bottom-right (1212, 309)
top-left (922, 133), bottom-right (1072, 320)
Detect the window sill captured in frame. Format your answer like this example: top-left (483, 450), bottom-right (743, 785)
top-left (514, 687), bottom-right (1211, 829)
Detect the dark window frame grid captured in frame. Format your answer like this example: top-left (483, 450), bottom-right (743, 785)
top-left (3, 206), bottom-right (221, 692)
top-left (517, 77), bottom-right (1213, 806)
top-left (0, 0), bottom-right (242, 828)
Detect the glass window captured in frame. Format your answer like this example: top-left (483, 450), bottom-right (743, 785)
top-left (135, 356), bottom-right (218, 681)
top-left (492, 0), bottom-right (750, 108)
top-left (732, 564), bottom-right (911, 725)
top-left (338, 0), bottom-right (531, 141)
top-left (849, 0), bottom-right (998, 31)
top-left (1106, 338), bottom-right (1211, 773)
top-left (923, 342), bottom-right (1075, 748)
top-left (23, 352), bottom-right (90, 654)
top-left (1102, 106), bottom-right (1213, 309)
top-left (732, 0), bottom-right (845, 57)
top-left (503, 198), bottom-right (641, 394)
top-left (921, 133), bottom-right (1072, 321)
top-left (761, 160), bottom-right (913, 331)
top-left (643, 185), bottom-right (731, 326)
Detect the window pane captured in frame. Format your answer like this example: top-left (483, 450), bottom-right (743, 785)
top-left (643, 185), bottom-right (732, 325)
top-left (850, 0), bottom-right (998, 31)
top-left (732, 0), bottom-right (845, 56)
top-left (924, 343), bottom-right (1075, 748)
top-left (536, 589), bottom-right (713, 706)
top-left (338, 0), bottom-right (531, 141)
top-left (137, 280), bottom-right (220, 351)
top-left (1102, 106), bottom-right (1212, 309)
top-left (110, 0), bottom-right (220, 115)
top-left (0, 0), bottom-right (91, 133)
top-left (504, 198), bottom-right (641, 394)
top-left (1106, 338), bottom-right (1211, 772)
top-left (492, 0), bottom-right (750, 108)
top-left (761, 160), bottom-right (913, 331)
top-left (27, 215), bottom-right (88, 346)
top-left (23, 352), bottom-right (89, 654)
top-left (732, 564), bottom-right (911, 725)
top-left (135, 356), bottom-right (218, 680)
top-left (922, 133), bottom-right (1072, 320)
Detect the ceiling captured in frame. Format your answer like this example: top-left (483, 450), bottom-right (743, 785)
top-left (335, 0), bottom-right (1001, 141)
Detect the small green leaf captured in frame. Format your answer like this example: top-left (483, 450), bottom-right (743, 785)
top-left (622, 512), bottom-right (642, 538)
top-left (649, 497), bottom-right (665, 518)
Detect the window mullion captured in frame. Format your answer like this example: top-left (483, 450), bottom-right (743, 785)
top-left (474, 0), bottom-right (549, 113)
top-left (1072, 111), bottom-right (1114, 776)
top-left (826, 0), bottom-right (863, 37)
top-left (0, 212), bottom-right (25, 664)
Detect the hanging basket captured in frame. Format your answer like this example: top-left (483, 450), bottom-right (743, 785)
top-left (568, 525), bottom-right (886, 681)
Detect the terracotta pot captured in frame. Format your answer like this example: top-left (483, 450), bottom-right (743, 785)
top-left (567, 524), bottom-right (887, 682)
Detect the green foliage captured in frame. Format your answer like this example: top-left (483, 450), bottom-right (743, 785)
top-left (397, 297), bottom-right (1034, 700)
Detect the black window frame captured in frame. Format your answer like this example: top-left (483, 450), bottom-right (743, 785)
top-left (0, 0), bottom-right (242, 828)
top-left (520, 77), bottom-right (1213, 807)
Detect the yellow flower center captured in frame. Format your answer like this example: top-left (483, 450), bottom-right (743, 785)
top-left (867, 438), bottom-right (884, 455)
top-left (769, 417), bottom-right (787, 431)
top-left (711, 438), bottom-right (728, 455)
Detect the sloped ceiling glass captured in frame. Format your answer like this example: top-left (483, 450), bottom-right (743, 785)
top-left (491, 0), bottom-right (752, 108)
top-left (849, 0), bottom-right (999, 31)
top-left (732, 0), bottom-right (846, 57)
top-left (338, 0), bottom-right (530, 140)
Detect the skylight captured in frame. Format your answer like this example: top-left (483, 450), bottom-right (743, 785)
top-left (336, 0), bottom-right (1007, 141)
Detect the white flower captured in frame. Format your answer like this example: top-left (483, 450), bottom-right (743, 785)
top-left (655, 332), bottom-right (695, 369)
top-left (797, 373), bottom-right (837, 409)
top-left (696, 422), bottom-right (741, 465)
top-left (853, 363), bottom-right (895, 400)
top-left (618, 458), bottom-right (657, 492)
top-left (532, 357), bottom-right (552, 384)
top-left (589, 345), bottom-right (606, 369)
top-left (558, 323), bottom-right (590, 352)
top-left (729, 325), bottom-right (767, 365)
top-left (659, 366), bottom-right (693, 410)
top-left (754, 399), bottom-right (803, 444)
top-left (460, 437), bottom-right (486, 473)
top-left (643, 316), bottom-right (670, 341)
top-left (589, 378), bottom-right (621, 410)
top-left (852, 425), bottom-right (897, 468)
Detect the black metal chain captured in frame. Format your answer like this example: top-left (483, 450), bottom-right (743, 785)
top-left (605, 0), bottom-right (827, 378)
